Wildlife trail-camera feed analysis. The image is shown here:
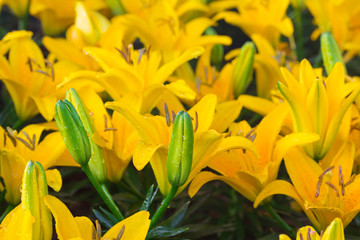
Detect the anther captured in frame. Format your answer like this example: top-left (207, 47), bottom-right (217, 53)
top-left (104, 114), bottom-right (117, 131)
top-left (299, 233), bottom-right (304, 240)
top-left (95, 220), bottom-right (101, 240)
top-left (325, 181), bottom-right (340, 197)
top-left (171, 110), bottom-right (176, 124)
top-left (138, 48), bottom-right (146, 64)
top-left (146, 45), bottom-right (151, 58)
top-left (204, 67), bottom-right (208, 83)
top-left (249, 132), bottom-right (256, 142)
top-left (344, 174), bottom-right (356, 188)
top-left (195, 77), bottom-right (201, 93)
top-left (194, 111), bottom-right (198, 132)
top-left (225, 131), bottom-right (231, 138)
top-left (116, 226), bottom-right (125, 240)
top-left (45, 59), bottom-right (55, 82)
top-left (316, 166), bottom-right (335, 197)
top-left (339, 166), bottom-right (345, 196)
top-left (164, 103), bottom-right (170, 127)
top-left (322, 79), bottom-right (327, 89)
top-left (27, 57), bottom-right (33, 71)
top-left (5, 127), bottom-right (17, 147)
top-left (34, 69), bottom-right (51, 77)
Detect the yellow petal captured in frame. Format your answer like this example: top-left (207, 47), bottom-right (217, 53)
top-left (210, 100), bottom-right (242, 133)
top-left (105, 101), bottom-right (159, 143)
top-left (273, 132), bottom-right (320, 163)
top-left (238, 95), bottom-right (277, 116)
top-left (45, 169), bottom-right (62, 192)
top-left (75, 216), bottom-right (95, 240)
top-left (189, 171), bottom-right (262, 202)
top-left (154, 47), bottom-right (204, 85)
top-left (102, 211), bottom-right (150, 240)
top-left (284, 148), bottom-right (322, 201)
top-left (188, 94), bottom-right (217, 132)
top-left (133, 142), bottom-right (164, 170)
top-left (0, 205), bottom-right (34, 240)
top-left (44, 195), bottom-right (83, 240)
top-left (322, 218), bottom-right (344, 240)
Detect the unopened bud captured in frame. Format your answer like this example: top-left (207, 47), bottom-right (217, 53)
top-left (65, 88), bottom-right (106, 182)
top-left (55, 99), bottom-right (91, 166)
top-left (321, 32), bottom-right (346, 75)
top-left (205, 27), bottom-right (224, 71)
top-left (167, 111), bottom-right (194, 187)
top-left (22, 160), bottom-right (52, 240)
top-left (233, 41), bottom-right (255, 98)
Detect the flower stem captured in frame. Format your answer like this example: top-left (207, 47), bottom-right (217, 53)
top-left (18, 0), bottom-right (31, 30)
top-left (82, 164), bottom-right (124, 221)
top-left (12, 118), bottom-right (24, 130)
top-left (264, 203), bottom-right (295, 238)
top-left (0, 204), bottom-right (15, 223)
top-left (149, 186), bottom-right (178, 229)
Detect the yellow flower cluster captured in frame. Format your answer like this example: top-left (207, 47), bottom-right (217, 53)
top-left (1, 0), bottom-right (360, 239)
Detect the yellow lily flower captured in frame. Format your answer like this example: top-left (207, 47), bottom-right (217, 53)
top-left (305, 0), bottom-right (360, 60)
top-left (60, 44), bottom-right (202, 114)
top-left (277, 59), bottom-right (360, 161)
top-left (212, 0), bottom-right (294, 46)
top-left (43, 195), bottom-right (150, 240)
top-left (73, 87), bottom-right (139, 183)
top-left (1, 0), bottom-right (29, 17)
top-left (189, 103), bottom-right (319, 202)
top-left (30, 0), bottom-right (108, 36)
top-left (0, 160), bottom-right (53, 240)
top-left (255, 141), bottom-right (360, 230)
top-left (279, 218), bottom-right (344, 240)
top-left (0, 31), bottom-right (82, 121)
top-left (0, 123), bottom-right (75, 205)
top-left (106, 94), bottom-right (254, 196)
top-left (114, 0), bottom-right (231, 61)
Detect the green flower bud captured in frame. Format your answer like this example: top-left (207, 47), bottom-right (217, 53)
top-left (321, 31), bottom-right (346, 75)
top-left (22, 160), bottom-right (52, 240)
top-left (233, 41), bottom-right (255, 98)
top-left (205, 27), bottom-right (224, 71)
top-left (55, 99), bottom-right (91, 166)
top-left (65, 88), bottom-right (106, 183)
top-left (104, 0), bottom-right (126, 15)
top-left (167, 111), bottom-right (194, 187)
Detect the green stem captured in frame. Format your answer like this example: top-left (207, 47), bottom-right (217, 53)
top-left (0, 204), bottom-right (15, 223)
top-left (294, 8), bottom-right (304, 60)
top-left (82, 165), bottom-right (124, 221)
top-left (12, 119), bottom-right (24, 130)
top-left (149, 186), bottom-right (178, 229)
top-left (264, 204), bottom-right (294, 238)
top-left (18, 0), bottom-right (31, 30)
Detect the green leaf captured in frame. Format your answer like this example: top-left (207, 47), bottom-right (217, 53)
top-left (140, 184), bottom-right (158, 211)
top-left (93, 208), bottom-right (114, 230)
top-left (99, 206), bottom-right (118, 225)
top-left (147, 226), bottom-right (189, 238)
top-left (162, 201), bottom-right (189, 228)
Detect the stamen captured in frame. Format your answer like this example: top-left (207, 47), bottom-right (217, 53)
top-left (115, 47), bottom-right (128, 63)
top-left (325, 181), bottom-right (340, 197)
top-left (194, 111), bottom-right (198, 132)
top-left (104, 114), bottom-right (117, 131)
top-left (212, 66), bottom-right (216, 83)
top-left (225, 131), bottom-right (231, 138)
top-left (249, 132), bottom-right (256, 142)
top-left (319, 166), bottom-right (335, 179)
top-left (195, 77), bottom-right (201, 93)
top-left (339, 166), bottom-right (345, 196)
top-left (95, 220), bottom-right (101, 240)
top-left (138, 48), bottom-right (146, 64)
top-left (307, 228), bottom-right (311, 240)
top-left (171, 110), bottom-right (176, 124)
top-left (316, 166), bottom-right (335, 197)
top-left (45, 59), bottom-right (55, 82)
top-left (116, 226), bottom-right (125, 240)
top-left (5, 127), bottom-right (17, 147)
top-left (164, 102), bottom-right (170, 127)
top-left (320, 230), bottom-right (324, 238)
top-left (299, 233), bottom-right (304, 240)
top-left (322, 79), bottom-right (327, 89)
top-left (204, 67), bottom-right (208, 83)
top-left (27, 57), bottom-right (33, 71)
top-left (146, 45), bottom-right (151, 58)
top-left (34, 69), bottom-right (51, 77)
top-left (344, 174), bottom-right (356, 188)
top-left (245, 128), bottom-right (255, 139)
